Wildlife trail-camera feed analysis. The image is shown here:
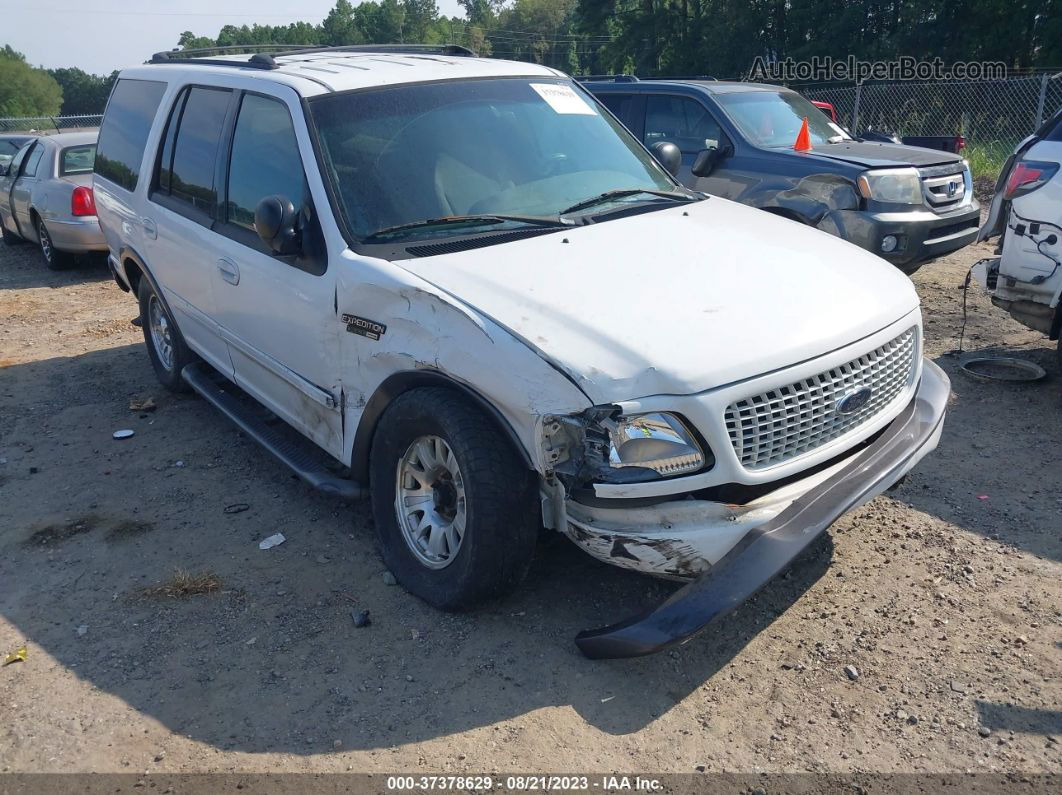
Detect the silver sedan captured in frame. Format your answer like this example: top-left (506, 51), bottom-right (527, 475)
top-left (0, 131), bottom-right (106, 269)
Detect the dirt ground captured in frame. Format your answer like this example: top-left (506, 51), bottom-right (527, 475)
top-left (0, 231), bottom-right (1059, 779)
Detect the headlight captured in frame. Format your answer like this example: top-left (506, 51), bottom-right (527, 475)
top-left (603, 412), bottom-right (705, 477)
top-left (857, 168), bottom-right (922, 205)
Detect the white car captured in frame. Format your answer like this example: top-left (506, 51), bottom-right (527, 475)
top-left (95, 45), bottom-right (949, 659)
top-left (977, 109), bottom-right (1062, 368)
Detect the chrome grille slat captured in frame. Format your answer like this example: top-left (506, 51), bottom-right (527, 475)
top-left (725, 328), bottom-right (917, 470)
top-left (918, 165), bottom-right (967, 212)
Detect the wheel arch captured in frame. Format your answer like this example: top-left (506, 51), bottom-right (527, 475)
top-left (119, 247), bottom-right (169, 316)
top-left (350, 370), bottom-right (535, 483)
top-left (750, 172), bottom-right (861, 227)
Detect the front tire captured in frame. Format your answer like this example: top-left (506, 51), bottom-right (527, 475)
top-left (138, 277), bottom-right (194, 392)
top-left (36, 217), bottom-right (74, 270)
top-left (369, 388), bottom-right (539, 610)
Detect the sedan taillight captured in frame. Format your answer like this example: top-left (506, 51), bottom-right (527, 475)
top-left (1003, 160), bottom-right (1059, 200)
top-left (71, 186), bottom-right (96, 217)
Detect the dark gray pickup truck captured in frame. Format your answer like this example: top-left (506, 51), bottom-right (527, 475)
top-left (583, 78), bottom-right (980, 274)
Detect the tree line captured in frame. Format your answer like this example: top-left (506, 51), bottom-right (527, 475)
top-left (176, 0), bottom-right (1060, 79)
top-left (2, 0), bottom-right (1057, 118)
top-left (1, 45), bottom-right (115, 118)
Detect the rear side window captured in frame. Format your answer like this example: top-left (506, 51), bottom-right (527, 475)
top-left (96, 79), bottom-right (166, 191)
top-left (22, 144), bottom-right (44, 177)
top-left (152, 86), bottom-right (231, 220)
top-left (225, 93), bottom-right (305, 231)
top-left (598, 94), bottom-right (636, 127)
top-left (60, 144), bottom-right (96, 175)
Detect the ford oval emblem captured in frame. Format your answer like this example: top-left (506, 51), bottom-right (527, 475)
top-left (836, 387), bottom-right (873, 415)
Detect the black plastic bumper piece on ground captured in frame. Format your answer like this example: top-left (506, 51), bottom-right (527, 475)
top-left (181, 362), bottom-right (365, 500)
top-left (574, 359), bottom-right (951, 660)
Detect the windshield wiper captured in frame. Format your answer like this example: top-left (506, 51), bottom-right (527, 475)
top-left (560, 188), bottom-right (696, 216)
top-left (365, 214), bottom-right (572, 241)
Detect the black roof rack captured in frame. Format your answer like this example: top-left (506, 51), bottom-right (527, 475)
top-left (576, 74), bottom-right (639, 83)
top-left (149, 43), bottom-right (476, 70)
top-left (577, 74), bottom-right (721, 84)
top-left (642, 75), bottom-right (719, 81)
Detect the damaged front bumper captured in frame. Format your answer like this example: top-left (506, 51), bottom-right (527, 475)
top-left (837, 204), bottom-right (980, 270)
top-left (573, 358), bottom-right (950, 659)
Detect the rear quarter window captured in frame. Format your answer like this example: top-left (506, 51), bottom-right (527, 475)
top-left (61, 144), bottom-right (96, 175)
top-left (95, 78), bottom-right (166, 191)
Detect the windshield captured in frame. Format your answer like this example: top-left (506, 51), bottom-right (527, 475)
top-left (309, 78), bottom-right (676, 240)
top-left (716, 90), bottom-right (849, 148)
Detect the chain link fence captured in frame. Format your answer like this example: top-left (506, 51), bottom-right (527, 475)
top-left (0, 114), bottom-right (103, 133)
top-left (796, 74), bottom-right (1062, 181)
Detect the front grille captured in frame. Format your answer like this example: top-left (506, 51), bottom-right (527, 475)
top-left (919, 164), bottom-right (967, 213)
top-left (724, 328), bottom-right (918, 470)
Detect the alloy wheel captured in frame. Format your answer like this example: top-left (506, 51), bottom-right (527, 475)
top-left (394, 435), bottom-right (467, 569)
top-left (148, 295), bottom-right (175, 371)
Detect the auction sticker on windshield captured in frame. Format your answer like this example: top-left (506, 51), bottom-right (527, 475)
top-left (530, 83), bottom-right (596, 115)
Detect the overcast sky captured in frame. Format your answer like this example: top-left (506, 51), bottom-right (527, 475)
top-left (5, 0), bottom-right (466, 75)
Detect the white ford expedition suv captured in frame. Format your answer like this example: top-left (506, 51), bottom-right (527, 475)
top-left (95, 45), bottom-right (950, 659)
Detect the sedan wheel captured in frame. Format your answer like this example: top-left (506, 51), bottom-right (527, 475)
top-left (36, 219), bottom-right (74, 270)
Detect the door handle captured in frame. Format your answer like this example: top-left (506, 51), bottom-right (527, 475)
top-left (141, 217), bottom-right (157, 240)
top-left (217, 257), bottom-right (240, 285)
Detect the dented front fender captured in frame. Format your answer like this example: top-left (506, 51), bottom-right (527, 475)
top-left (333, 251), bottom-right (591, 473)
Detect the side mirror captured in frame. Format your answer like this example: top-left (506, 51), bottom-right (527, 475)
top-left (691, 143), bottom-right (731, 178)
top-left (254, 195), bottom-right (300, 255)
top-left (0, 164), bottom-right (8, 177)
top-left (649, 141), bottom-right (682, 176)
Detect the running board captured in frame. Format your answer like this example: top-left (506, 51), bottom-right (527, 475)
top-left (181, 362), bottom-right (365, 500)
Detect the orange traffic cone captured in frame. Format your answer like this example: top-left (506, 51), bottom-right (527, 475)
top-left (793, 117), bottom-right (812, 152)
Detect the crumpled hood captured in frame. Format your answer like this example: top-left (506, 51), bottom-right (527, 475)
top-left (800, 140), bottom-right (961, 169)
top-left (397, 198), bottom-right (920, 405)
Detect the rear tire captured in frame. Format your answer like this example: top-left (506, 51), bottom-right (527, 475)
top-left (36, 217), bottom-right (75, 270)
top-left (369, 387), bottom-right (539, 610)
top-left (138, 277), bottom-right (194, 392)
